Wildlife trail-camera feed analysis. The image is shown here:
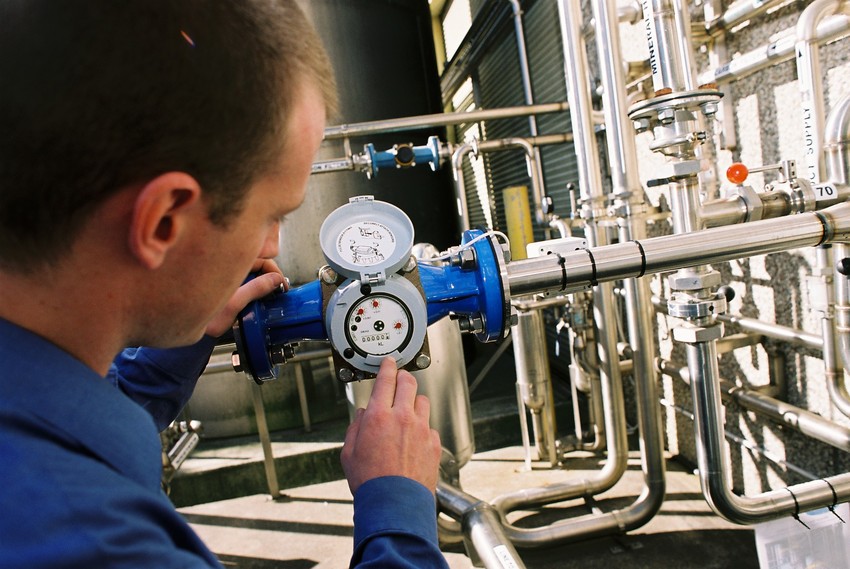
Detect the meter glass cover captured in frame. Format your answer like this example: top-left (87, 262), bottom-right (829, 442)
top-left (345, 294), bottom-right (412, 356)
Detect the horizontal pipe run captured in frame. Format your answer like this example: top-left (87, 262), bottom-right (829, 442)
top-left (706, 0), bottom-right (790, 35)
top-left (660, 399), bottom-right (819, 481)
top-left (507, 201), bottom-right (850, 298)
top-left (323, 102), bottom-right (569, 140)
top-left (659, 359), bottom-right (850, 453)
top-left (651, 295), bottom-right (824, 351)
top-left (699, 13), bottom-right (850, 85)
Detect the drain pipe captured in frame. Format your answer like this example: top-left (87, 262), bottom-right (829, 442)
top-left (684, 323), bottom-right (850, 524)
top-left (593, 0), bottom-right (666, 524)
top-left (796, 0), bottom-right (850, 185)
top-left (508, 0), bottom-right (547, 225)
top-left (437, 482), bottom-right (526, 569)
top-left (556, 0), bottom-right (626, 466)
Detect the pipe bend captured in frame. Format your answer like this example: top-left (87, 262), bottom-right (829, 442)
top-left (797, 0), bottom-right (844, 42)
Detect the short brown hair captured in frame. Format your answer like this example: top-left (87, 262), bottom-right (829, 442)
top-left (0, 0), bottom-right (336, 272)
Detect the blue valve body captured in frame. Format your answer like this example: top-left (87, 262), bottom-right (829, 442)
top-left (235, 230), bottom-right (505, 382)
top-left (364, 136), bottom-right (441, 178)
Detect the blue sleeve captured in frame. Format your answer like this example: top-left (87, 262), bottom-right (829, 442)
top-left (350, 476), bottom-right (450, 569)
top-left (107, 336), bottom-right (217, 431)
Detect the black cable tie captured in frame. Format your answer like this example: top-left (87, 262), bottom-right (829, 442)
top-left (823, 479), bottom-right (845, 524)
top-left (635, 240), bottom-right (647, 278)
top-left (786, 487), bottom-right (810, 530)
top-left (585, 249), bottom-right (599, 287)
top-left (556, 253), bottom-right (567, 291)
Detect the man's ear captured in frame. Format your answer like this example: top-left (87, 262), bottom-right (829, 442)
top-left (128, 172), bottom-right (203, 269)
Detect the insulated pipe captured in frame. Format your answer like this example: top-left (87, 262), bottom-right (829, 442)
top-left (705, 0), bottom-right (791, 35)
top-left (437, 483), bottom-right (526, 569)
top-left (687, 337), bottom-right (850, 524)
top-left (323, 102), bottom-right (570, 140)
top-left (508, 0), bottom-right (547, 224)
top-left (451, 134), bottom-right (571, 231)
top-left (825, 93), bottom-right (850, 186)
top-left (796, 0), bottom-right (850, 185)
top-left (698, 14), bottom-right (850, 85)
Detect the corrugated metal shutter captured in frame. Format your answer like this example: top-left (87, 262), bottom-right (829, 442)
top-left (450, 0), bottom-right (576, 236)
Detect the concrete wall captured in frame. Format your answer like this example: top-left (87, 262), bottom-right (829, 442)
top-left (617, 0), bottom-right (850, 493)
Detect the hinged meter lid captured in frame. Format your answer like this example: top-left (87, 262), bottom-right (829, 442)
top-left (319, 196), bottom-right (415, 283)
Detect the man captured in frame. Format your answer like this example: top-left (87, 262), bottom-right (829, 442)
top-left (0, 1), bottom-right (446, 567)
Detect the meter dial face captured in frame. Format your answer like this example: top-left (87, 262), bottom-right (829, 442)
top-left (345, 294), bottom-right (412, 356)
top-left (336, 221), bottom-right (397, 267)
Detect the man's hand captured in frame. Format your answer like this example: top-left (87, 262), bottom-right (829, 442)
top-left (341, 357), bottom-right (442, 495)
top-left (205, 258), bottom-right (286, 338)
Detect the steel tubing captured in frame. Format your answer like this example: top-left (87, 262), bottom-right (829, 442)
top-left (826, 93), bottom-right (850, 186)
top-left (796, 0), bottom-right (850, 184)
top-left (831, 243), bottom-right (850, 417)
top-left (507, 201), bottom-right (850, 298)
top-left (699, 14), bottom-right (850, 85)
top-left (323, 102), bottom-right (569, 140)
top-left (706, 0), bottom-right (791, 35)
top-left (687, 338), bottom-right (850, 524)
top-left (437, 483), bottom-right (527, 569)
top-left (641, 0), bottom-right (697, 93)
top-left (451, 134), bottom-right (571, 231)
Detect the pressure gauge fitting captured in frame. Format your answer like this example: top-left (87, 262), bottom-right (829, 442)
top-left (319, 196), bottom-right (430, 381)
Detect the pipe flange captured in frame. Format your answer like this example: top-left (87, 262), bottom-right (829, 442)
top-left (628, 88), bottom-right (723, 123)
top-left (672, 322), bottom-right (725, 344)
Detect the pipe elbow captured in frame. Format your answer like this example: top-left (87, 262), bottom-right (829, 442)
top-left (797, 0), bottom-right (842, 43)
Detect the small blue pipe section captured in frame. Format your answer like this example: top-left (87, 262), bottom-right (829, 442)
top-left (364, 136), bottom-right (441, 177)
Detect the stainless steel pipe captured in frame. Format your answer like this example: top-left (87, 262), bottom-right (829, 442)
top-left (687, 337), bottom-right (850, 524)
top-left (323, 102), bottom-right (569, 140)
top-left (507, 201), bottom-right (850, 297)
top-left (699, 14), bottom-right (850, 85)
top-left (437, 482), bottom-right (527, 569)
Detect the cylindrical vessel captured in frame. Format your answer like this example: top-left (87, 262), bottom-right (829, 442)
top-left (282, 0), bottom-right (459, 286)
top-left (346, 317), bottom-right (475, 469)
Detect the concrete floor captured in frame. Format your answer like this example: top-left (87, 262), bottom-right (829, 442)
top-left (178, 446), bottom-right (760, 568)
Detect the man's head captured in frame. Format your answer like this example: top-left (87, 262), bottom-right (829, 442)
top-left (0, 0), bottom-right (336, 274)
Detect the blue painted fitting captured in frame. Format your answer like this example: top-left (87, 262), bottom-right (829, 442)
top-left (363, 135), bottom-right (441, 178)
top-left (419, 229), bottom-right (506, 342)
top-left (235, 230), bottom-right (507, 381)
top-left (234, 279), bottom-right (325, 382)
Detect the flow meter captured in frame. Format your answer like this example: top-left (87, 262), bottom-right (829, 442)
top-left (232, 196), bottom-right (513, 384)
top-left (319, 196), bottom-right (430, 381)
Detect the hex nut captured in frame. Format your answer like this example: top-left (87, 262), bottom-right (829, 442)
top-left (667, 271), bottom-right (722, 291)
top-left (672, 323), bottom-right (724, 343)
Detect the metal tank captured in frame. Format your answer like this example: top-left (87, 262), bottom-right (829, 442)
top-left (186, 0), bottom-right (462, 439)
top-left (281, 0), bottom-right (459, 285)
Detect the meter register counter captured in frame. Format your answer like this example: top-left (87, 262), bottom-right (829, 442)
top-left (233, 196), bottom-right (512, 383)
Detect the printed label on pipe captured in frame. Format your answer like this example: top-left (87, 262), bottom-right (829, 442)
top-left (641, 0), bottom-right (662, 91)
top-left (814, 183), bottom-right (837, 202)
top-left (493, 545), bottom-right (521, 569)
